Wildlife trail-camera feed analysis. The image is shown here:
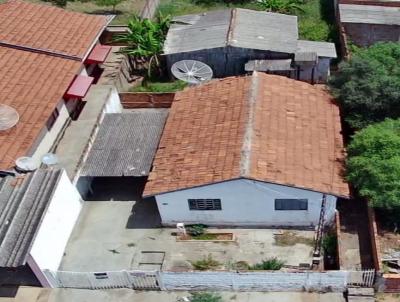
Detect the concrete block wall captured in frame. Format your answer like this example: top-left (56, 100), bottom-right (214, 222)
top-left (161, 271), bottom-right (348, 292)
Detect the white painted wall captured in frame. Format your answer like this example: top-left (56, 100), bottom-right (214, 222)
top-left (30, 101), bottom-right (70, 163)
top-left (104, 86), bottom-right (122, 113)
top-left (155, 178), bottom-right (337, 227)
top-left (30, 170), bottom-right (82, 271)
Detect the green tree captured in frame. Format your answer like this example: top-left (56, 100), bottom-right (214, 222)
top-left (94, 0), bottom-right (126, 13)
top-left (114, 13), bottom-right (171, 80)
top-left (329, 42), bottom-right (400, 130)
top-left (347, 119), bottom-right (400, 208)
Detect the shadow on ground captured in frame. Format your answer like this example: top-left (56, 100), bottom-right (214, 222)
top-left (126, 197), bottom-right (161, 229)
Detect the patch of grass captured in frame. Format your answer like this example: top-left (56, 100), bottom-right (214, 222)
top-left (249, 257), bottom-right (285, 270)
top-left (274, 231), bottom-right (314, 247)
top-left (130, 80), bottom-right (187, 92)
top-left (191, 292), bottom-right (223, 302)
top-left (191, 254), bottom-right (221, 270)
top-left (192, 233), bottom-right (219, 240)
top-left (25, 0), bottom-right (146, 25)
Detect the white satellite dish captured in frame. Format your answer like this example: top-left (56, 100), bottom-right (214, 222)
top-left (0, 104), bottom-right (19, 131)
top-left (15, 156), bottom-right (39, 172)
top-left (171, 60), bottom-right (213, 84)
top-left (41, 153), bottom-right (59, 166)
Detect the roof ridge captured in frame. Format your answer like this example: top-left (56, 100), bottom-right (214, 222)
top-left (240, 72), bottom-right (259, 177)
top-left (226, 8), bottom-right (236, 46)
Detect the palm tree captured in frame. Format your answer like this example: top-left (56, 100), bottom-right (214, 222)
top-left (114, 13), bottom-right (171, 80)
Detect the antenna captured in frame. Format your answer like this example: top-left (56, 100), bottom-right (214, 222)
top-left (15, 156), bottom-right (39, 172)
top-left (0, 104), bottom-right (19, 131)
top-left (171, 60), bottom-right (213, 84)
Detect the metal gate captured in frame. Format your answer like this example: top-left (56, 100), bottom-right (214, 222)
top-left (348, 269), bottom-right (376, 287)
top-left (53, 270), bottom-right (161, 290)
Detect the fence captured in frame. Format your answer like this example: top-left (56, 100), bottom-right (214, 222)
top-left (47, 270), bottom-right (375, 291)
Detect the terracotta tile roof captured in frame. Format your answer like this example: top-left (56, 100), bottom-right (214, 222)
top-left (144, 73), bottom-right (350, 197)
top-left (0, 47), bottom-right (80, 170)
top-left (0, 0), bottom-right (110, 58)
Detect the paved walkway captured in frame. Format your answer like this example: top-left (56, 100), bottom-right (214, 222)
top-left (337, 199), bottom-right (374, 270)
top-left (0, 287), bottom-right (345, 302)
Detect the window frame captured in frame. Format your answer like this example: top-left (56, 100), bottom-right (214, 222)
top-left (188, 199), bottom-right (222, 211)
top-left (274, 199), bottom-right (308, 211)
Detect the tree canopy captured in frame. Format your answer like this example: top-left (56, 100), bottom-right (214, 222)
top-left (347, 119), bottom-right (400, 208)
top-left (329, 42), bottom-right (400, 130)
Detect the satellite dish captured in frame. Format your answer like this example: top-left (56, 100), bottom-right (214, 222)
top-left (15, 156), bottom-right (39, 172)
top-left (171, 60), bottom-right (213, 84)
top-left (41, 153), bottom-right (59, 166)
top-left (0, 104), bottom-right (19, 131)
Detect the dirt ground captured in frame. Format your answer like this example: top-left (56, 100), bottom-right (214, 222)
top-left (376, 293), bottom-right (400, 302)
top-left (379, 231), bottom-right (400, 254)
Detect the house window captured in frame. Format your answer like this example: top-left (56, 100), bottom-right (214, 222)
top-left (275, 199), bottom-right (308, 211)
top-left (188, 199), bottom-right (222, 211)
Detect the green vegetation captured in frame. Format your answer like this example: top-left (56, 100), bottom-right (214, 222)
top-left (158, 0), bottom-right (336, 42)
top-left (130, 80), bottom-right (187, 92)
top-left (190, 292), bottom-right (223, 302)
top-left (347, 119), bottom-right (400, 209)
top-left (115, 13), bottom-right (171, 79)
top-left (330, 42), bottom-right (400, 130)
top-left (322, 234), bottom-right (337, 255)
top-left (249, 257), bottom-right (285, 270)
top-left (94, 0), bottom-right (126, 13)
top-left (191, 254), bottom-right (221, 270)
top-left (186, 224), bottom-right (208, 237)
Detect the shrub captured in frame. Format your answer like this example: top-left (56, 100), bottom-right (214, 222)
top-left (322, 234), bottom-right (337, 255)
top-left (186, 224), bottom-right (208, 237)
top-left (190, 292), bottom-right (223, 302)
top-left (249, 257), bottom-right (285, 270)
top-left (347, 118), bottom-right (400, 208)
top-left (329, 42), bottom-right (400, 130)
top-left (191, 254), bottom-right (221, 270)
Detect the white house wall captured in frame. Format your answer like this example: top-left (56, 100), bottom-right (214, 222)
top-left (155, 178), bottom-right (337, 227)
top-left (30, 170), bottom-right (82, 272)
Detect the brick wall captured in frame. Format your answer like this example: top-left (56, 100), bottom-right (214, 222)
top-left (335, 211), bottom-right (343, 269)
top-left (340, 0), bottom-right (400, 7)
top-left (383, 274), bottom-right (400, 292)
top-left (367, 207), bottom-right (382, 272)
top-left (342, 23), bottom-right (400, 47)
top-left (120, 92), bottom-right (175, 108)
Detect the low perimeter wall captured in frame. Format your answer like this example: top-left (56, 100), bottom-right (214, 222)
top-left (47, 270), bottom-right (374, 292)
top-left (120, 92), bottom-right (175, 109)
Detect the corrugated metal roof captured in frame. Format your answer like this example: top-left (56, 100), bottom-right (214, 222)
top-left (297, 40), bottom-right (337, 58)
top-left (81, 110), bottom-right (168, 177)
top-left (245, 59), bottom-right (293, 71)
top-left (164, 9), bottom-right (231, 54)
top-left (164, 8), bottom-right (298, 55)
top-left (231, 9), bottom-right (298, 53)
top-left (339, 4), bottom-right (400, 25)
top-left (0, 169), bottom-right (62, 267)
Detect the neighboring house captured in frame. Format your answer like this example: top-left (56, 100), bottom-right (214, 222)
top-left (144, 73), bottom-right (350, 227)
top-left (338, 0), bottom-right (400, 47)
top-left (0, 0), bottom-right (113, 172)
top-left (0, 169), bottom-right (81, 287)
top-left (164, 9), bottom-right (337, 83)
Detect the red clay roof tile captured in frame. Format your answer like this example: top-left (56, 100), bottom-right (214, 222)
top-left (144, 73), bottom-right (349, 197)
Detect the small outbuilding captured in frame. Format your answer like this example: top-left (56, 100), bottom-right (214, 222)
top-left (164, 9), bottom-right (337, 83)
top-left (143, 73), bottom-right (350, 227)
top-left (338, 3), bottom-right (400, 47)
top-left (0, 168), bottom-right (81, 287)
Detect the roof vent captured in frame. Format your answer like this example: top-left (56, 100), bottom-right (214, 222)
top-left (15, 157), bottom-right (39, 173)
top-left (0, 104), bottom-right (19, 131)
